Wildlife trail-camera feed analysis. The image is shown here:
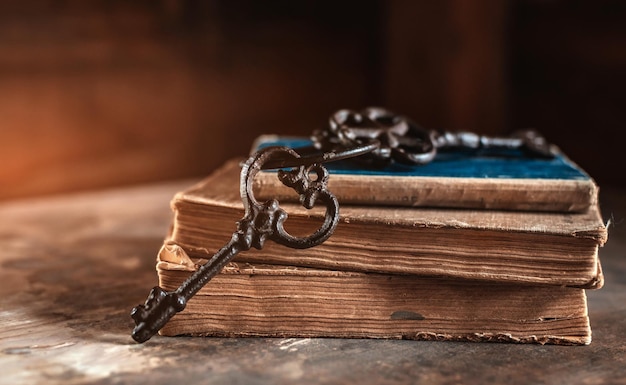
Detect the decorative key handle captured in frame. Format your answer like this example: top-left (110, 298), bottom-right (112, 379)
top-left (313, 106), bottom-right (438, 165)
top-left (312, 107), bottom-right (555, 166)
top-left (131, 146), bottom-right (340, 343)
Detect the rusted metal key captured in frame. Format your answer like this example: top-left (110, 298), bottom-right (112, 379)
top-left (131, 107), bottom-right (555, 343)
top-left (313, 107), bottom-right (555, 166)
top-left (130, 145), bottom-right (370, 343)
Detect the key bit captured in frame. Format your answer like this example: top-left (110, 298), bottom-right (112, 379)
top-left (131, 146), bottom-right (340, 343)
top-left (432, 129), bottom-right (556, 158)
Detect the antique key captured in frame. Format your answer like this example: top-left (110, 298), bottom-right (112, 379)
top-left (131, 106), bottom-right (555, 343)
top-left (130, 145), bottom-right (376, 343)
top-left (313, 107), bottom-right (555, 166)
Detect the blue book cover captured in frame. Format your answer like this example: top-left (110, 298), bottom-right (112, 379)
top-left (251, 135), bottom-right (598, 212)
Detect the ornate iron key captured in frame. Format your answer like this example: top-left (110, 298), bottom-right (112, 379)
top-left (131, 146), bottom-right (349, 343)
top-left (313, 107), bottom-right (555, 166)
top-left (131, 106), bottom-right (556, 343)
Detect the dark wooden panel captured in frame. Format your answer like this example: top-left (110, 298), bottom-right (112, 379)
top-left (383, 0), bottom-right (509, 135)
top-left (0, 0), bottom-right (382, 200)
top-left (1, 0), bottom-right (623, 201)
top-left (509, 0), bottom-right (626, 187)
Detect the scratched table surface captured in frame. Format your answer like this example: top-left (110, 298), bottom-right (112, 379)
top-left (1, 179), bottom-right (625, 385)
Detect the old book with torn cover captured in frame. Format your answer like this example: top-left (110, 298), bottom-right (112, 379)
top-left (156, 243), bottom-right (595, 345)
top-left (165, 158), bottom-right (607, 288)
top-left (250, 135), bottom-right (599, 212)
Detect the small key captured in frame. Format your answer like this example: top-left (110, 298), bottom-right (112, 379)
top-left (130, 146), bottom-right (340, 343)
top-left (314, 107), bottom-right (556, 166)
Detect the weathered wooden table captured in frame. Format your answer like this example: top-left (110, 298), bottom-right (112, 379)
top-left (1, 180), bottom-right (624, 385)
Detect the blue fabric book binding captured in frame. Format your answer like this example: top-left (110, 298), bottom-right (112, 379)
top-left (251, 135), bottom-right (598, 212)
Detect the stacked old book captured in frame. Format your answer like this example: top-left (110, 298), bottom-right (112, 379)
top-left (154, 136), bottom-right (608, 345)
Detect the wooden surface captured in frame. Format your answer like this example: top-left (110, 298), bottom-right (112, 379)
top-left (0, 180), bottom-right (625, 385)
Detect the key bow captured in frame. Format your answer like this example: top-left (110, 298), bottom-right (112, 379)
top-left (313, 107), bottom-right (438, 165)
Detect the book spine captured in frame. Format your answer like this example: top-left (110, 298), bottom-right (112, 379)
top-left (156, 266), bottom-right (592, 345)
top-left (254, 172), bottom-right (597, 212)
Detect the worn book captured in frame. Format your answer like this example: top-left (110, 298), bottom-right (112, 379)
top-left (156, 243), bottom-right (594, 345)
top-left (250, 135), bottom-right (599, 212)
top-left (166, 158), bottom-right (607, 288)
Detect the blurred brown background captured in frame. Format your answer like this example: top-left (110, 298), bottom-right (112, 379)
top-left (1, 0), bottom-right (624, 201)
